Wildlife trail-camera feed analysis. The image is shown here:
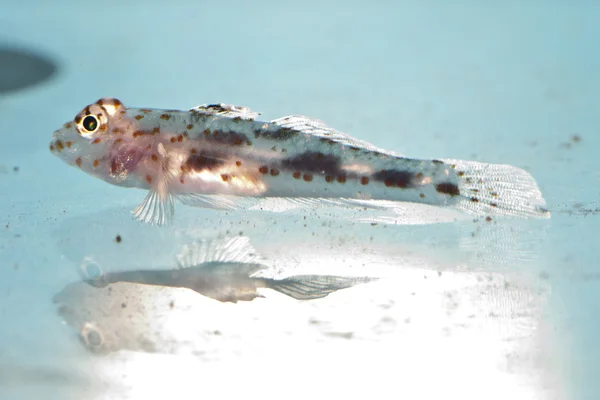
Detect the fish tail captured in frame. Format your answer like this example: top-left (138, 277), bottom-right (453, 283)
top-left (264, 275), bottom-right (376, 300)
top-left (443, 159), bottom-right (551, 218)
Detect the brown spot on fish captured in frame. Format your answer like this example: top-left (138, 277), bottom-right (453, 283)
top-left (293, 171), bottom-right (301, 179)
top-left (280, 152), bottom-right (341, 175)
top-left (325, 175), bottom-right (333, 183)
top-left (66, 141), bottom-right (73, 148)
top-left (490, 192), bottom-right (498, 198)
top-left (132, 130), bottom-right (145, 138)
top-left (183, 132), bottom-right (188, 138)
top-left (64, 122), bottom-right (73, 129)
top-left (185, 152), bottom-right (225, 171)
top-left (170, 137), bottom-right (176, 143)
top-left (258, 166), bottom-right (268, 174)
top-left (112, 127), bottom-right (123, 134)
top-left (235, 160), bottom-right (242, 167)
top-left (115, 234), bottom-right (122, 243)
top-left (457, 171), bottom-right (465, 177)
top-left (55, 140), bottom-right (64, 151)
top-left (303, 174), bottom-right (313, 182)
top-left (93, 159), bottom-right (99, 168)
top-left (151, 154), bottom-right (158, 162)
top-left (140, 108), bottom-right (152, 114)
top-left (99, 124), bottom-right (107, 132)
top-left (115, 138), bottom-right (123, 144)
top-left (419, 193), bottom-right (425, 198)
top-left (186, 124), bottom-right (193, 130)
top-left (432, 159), bottom-right (444, 165)
top-left (203, 129), bottom-right (211, 135)
top-left (470, 197), bottom-right (479, 202)
top-left (135, 115), bottom-right (144, 120)
top-left (146, 175), bottom-right (152, 184)
top-left (177, 134), bottom-right (183, 142)
top-left (255, 127), bottom-right (297, 141)
top-left (337, 174), bottom-right (346, 184)
top-left (490, 202), bottom-right (498, 208)
top-left (270, 168), bottom-right (280, 176)
top-left (49, 144), bottom-right (55, 151)
top-left (206, 130), bottom-right (250, 146)
top-left (373, 170), bottom-right (413, 188)
top-left (179, 176), bottom-right (185, 184)
top-left (190, 148), bottom-right (197, 154)
top-left (360, 176), bottom-right (369, 185)
top-left (435, 182), bottom-right (460, 196)
top-left (75, 157), bottom-right (82, 167)
top-left (485, 216), bottom-right (493, 222)
top-left (92, 138), bottom-right (101, 144)
top-left (160, 114), bottom-right (171, 120)
top-left (221, 174), bottom-right (230, 182)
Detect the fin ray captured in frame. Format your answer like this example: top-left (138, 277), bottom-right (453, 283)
top-left (266, 275), bottom-right (377, 300)
top-left (443, 159), bottom-right (551, 218)
top-left (270, 115), bottom-right (404, 157)
top-left (176, 236), bottom-right (262, 269)
top-left (190, 103), bottom-right (260, 120)
top-left (131, 188), bottom-right (174, 226)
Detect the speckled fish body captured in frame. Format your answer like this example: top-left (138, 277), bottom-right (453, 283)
top-left (50, 98), bottom-right (550, 225)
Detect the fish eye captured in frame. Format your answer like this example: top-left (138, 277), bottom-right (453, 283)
top-left (82, 115), bottom-right (98, 132)
top-left (75, 103), bottom-right (109, 138)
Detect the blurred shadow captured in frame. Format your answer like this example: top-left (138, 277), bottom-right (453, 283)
top-left (0, 46), bottom-right (58, 94)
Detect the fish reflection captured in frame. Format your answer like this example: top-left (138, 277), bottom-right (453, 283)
top-left (82, 236), bottom-right (375, 303)
top-left (53, 236), bottom-right (376, 354)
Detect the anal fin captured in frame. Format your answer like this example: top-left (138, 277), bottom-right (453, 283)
top-left (265, 275), bottom-right (377, 300)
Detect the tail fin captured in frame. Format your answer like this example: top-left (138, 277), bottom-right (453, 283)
top-left (265, 275), bottom-right (377, 300)
top-left (442, 159), bottom-right (551, 219)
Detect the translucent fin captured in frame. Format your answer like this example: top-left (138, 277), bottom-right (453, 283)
top-left (132, 144), bottom-right (177, 226)
top-left (443, 159), bottom-right (551, 218)
top-left (177, 194), bottom-right (391, 213)
top-left (265, 275), bottom-right (377, 300)
top-left (176, 236), bottom-right (262, 269)
top-left (271, 115), bottom-right (404, 156)
top-left (176, 193), bottom-right (243, 210)
top-left (189, 103), bottom-right (260, 120)
top-left (131, 188), bottom-right (175, 226)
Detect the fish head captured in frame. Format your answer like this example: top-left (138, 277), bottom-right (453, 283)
top-left (49, 98), bottom-right (145, 188)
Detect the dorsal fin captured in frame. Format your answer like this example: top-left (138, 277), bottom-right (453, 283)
top-left (270, 115), bottom-right (404, 157)
top-left (176, 236), bottom-right (262, 269)
top-left (189, 103), bottom-right (260, 120)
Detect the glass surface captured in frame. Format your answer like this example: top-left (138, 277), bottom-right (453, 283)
top-left (1, 2), bottom-right (598, 399)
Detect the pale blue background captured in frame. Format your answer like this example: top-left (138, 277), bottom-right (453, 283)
top-left (0, 1), bottom-right (598, 399)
